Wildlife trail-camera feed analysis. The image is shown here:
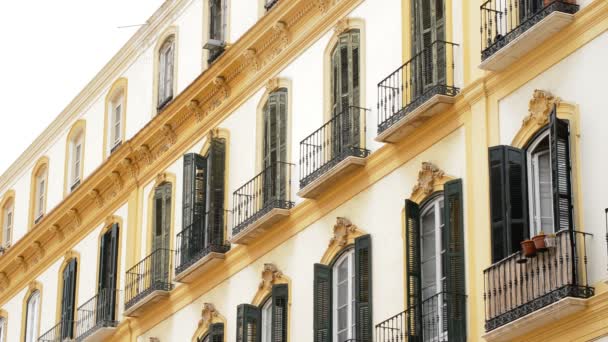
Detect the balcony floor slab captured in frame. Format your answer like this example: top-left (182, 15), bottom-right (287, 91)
top-left (78, 325), bottom-right (117, 342)
top-left (298, 156), bottom-right (366, 199)
top-left (230, 208), bottom-right (290, 245)
top-left (174, 252), bottom-right (226, 283)
top-left (123, 289), bottom-right (170, 317)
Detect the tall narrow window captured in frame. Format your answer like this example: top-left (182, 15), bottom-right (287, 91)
top-left (527, 131), bottom-right (554, 236)
top-left (204, 0), bottom-right (226, 64)
top-left (157, 36), bottom-right (175, 112)
top-left (34, 167), bottom-right (47, 224)
top-left (2, 200), bottom-right (13, 247)
top-left (24, 290), bottom-right (40, 342)
top-left (260, 298), bottom-right (272, 342)
top-left (412, 0), bottom-right (446, 94)
top-left (236, 284), bottom-right (288, 342)
top-left (60, 259), bottom-right (77, 340)
top-left (98, 224), bottom-right (119, 323)
top-left (262, 89), bottom-right (288, 206)
top-left (112, 100), bottom-right (122, 149)
top-left (69, 131), bottom-right (84, 192)
top-left (152, 182), bottom-right (172, 284)
top-left (0, 316), bottom-right (6, 342)
top-left (333, 249), bottom-right (355, 341)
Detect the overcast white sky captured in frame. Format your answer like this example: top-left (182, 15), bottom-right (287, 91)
top-left (0, 0), bottom-right (165, 175)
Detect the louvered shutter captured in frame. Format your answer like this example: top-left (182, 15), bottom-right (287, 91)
top-left (263, 90), bottom-right (288, 205)
top-left (549, 109), bottom-right (573, 233)
top-left (183, 154), bottom-right (207, 259)
top-left (271, 284), bottom-right (288, 342)
top-left (488, 146), bottom-right (528, 262)
top-left (405, 199), bottom-right (422, 341)
top-left (313, 263), bottom-right (332, 342)
top-left (443, 179), bottom-right (466, 342)
top-left (209, 323), bottom-right (224, 342)
top-left (206, 138), bottom-right (226, 247)
top-left (62, 259), bottom-right (77, 339)
top-left (355, 234), bottom-right (372, 342)
top-left (107, 224), bottom-right (119, 320)
top-left (237, 304), bottom-right (261, 342)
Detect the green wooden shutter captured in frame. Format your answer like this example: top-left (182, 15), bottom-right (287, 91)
top-left (355, 234), bottom-right (372, 342)
top-left (183, 153), bottom-right (207, 258)
top-left (313, 263), bottom-right (332, 342)
top-left (443, 179), bottom-right (466, 342)
top-left (405, 199), bottom-right (422, 341)
top-left (209, 322), bottom-right (224, 342)
top-left (107, 224), bottom-right (119, 320)
top-left (549, 108), bottom-right (573, 233)
top-left (206, 138), bottom-right (226, 247)
top-left (271, 284), bottom-right (288, 342)
top-left (263, 89), bottom-right (288, 205)
top-left (62, 259), bottom-right (77, 339)
top-left (236, 304), bottom-right (261, 342)
top-left (488, 146), bottom-right (528, 262)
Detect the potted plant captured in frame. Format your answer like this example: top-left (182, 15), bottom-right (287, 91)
top-left (544, 233), bottom-right (557, 249)
top-left (532, 231), bottom-right (547, 251)
top-left (521, 239), bottom-right (537, 258)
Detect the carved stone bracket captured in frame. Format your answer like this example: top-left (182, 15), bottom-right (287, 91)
top-left (243, 48), bottom-right (260, 72)
top-left (68, 208), bottom-right (82, 228)
top-left (110, 171), bottom-right (123, 195)
top-left (330, 217), bottom-right (357, 247)
top-left (161, 124), bottom-right (177, 146)
top-left (317, 0), bottom-right (330, 13)
top-left (137, 145), bottom-right (154, 166)
top-left (88, 189), bottom-right (104, 208)
top-left (334, 18), bottom-right (350, 35)
top-left (259, 263), bottom-right (284, 291)
top-left (31, 242), bottom-right (44, 265)
top-left (156, 172), bottom-right (168, 185)
top-left (16, 255), bottom-right (27, 272)
top-left (213, 76), bottom-right (230, 99)
top-left (412, 162), bottom-right (445, 197)
top-left (266, 78), bottom-right (280, 93)
top-left (201, 303), bottom-right (219, 325)
top-left (0, 272), bottom-right (9, 292)
top-left (188, 99), bottom-right (206, 122)
top-left (121, 158), bottom-right (139, 181)
top-left (273, 21), bottom-right (290, 49)
top-left (49, 224), bottom-right (64, 242)
top-left (523, 89), bottom-right (560, 127)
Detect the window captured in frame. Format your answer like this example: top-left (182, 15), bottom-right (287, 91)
top-left (264, 0), bottom-right (279, 11)
top-left (34, 167), bottom-right (47, 223)
top-left (111, 99), bottom-right (122, 150)
top-left (261, 89), bottom-right (288, 205)
top-left (157, 36), bottom-right (175, 111)
top-left (313, 235), bottom-right (372, 342)
top-left (204, 0), bottom-right (226, 64)
top-left (60, 258), bottom-right (77, 339)
top-left (405, 180), bottom-right (466, 342)
top-left (488, 108), bottom-right (573, 262)
top-left (411, 0), bottom-right (446, 93)
top-left (196, 323), bottom-right (224, 342)
top-left (0, 316), bottom-right (6, 342)
top-left (98, 224), bottom-right (119, 322)
top-left (24, 290), bottom-right (40, 342)
top-left (333, 249), bottom-right (355, 341)
top-left (2, 200), bottom-right (13, 247)
top-left (69, 131), bottom-right (84, 192)
top-left (236, 284), bottom-right (288, 342)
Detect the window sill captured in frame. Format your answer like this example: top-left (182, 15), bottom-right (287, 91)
top-left (110, 141), bottom-right (122, 155)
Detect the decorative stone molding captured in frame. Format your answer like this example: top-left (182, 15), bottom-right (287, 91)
top-left (243, 48), bottom-right (260, 72)
top-left (156, 172), bottom-right (168, 185)
top-left (200, 303), bottom-right (219, 325)
top-left (31, 241), bottom-right (44, 264)
top-left (49, 224), bottom-right (64, 242)
top-left (161, 124), bottom-right (177, 146)
top-left (121, 158), bottom-right (139, 181)
top-left (88, 189), bottom-right (104, 208)
top-left (523, 89), bottom-right (560, 127)
top-left (213, 76), bottom-right (230, 99)
top-left (330, 217), bottom-right (357, 247)
top-left (68, 208), bottom-right (82, 228)
top-left (111, 171), bottom-right (123, 194)
top-left (266, 78), bottom-right (281, 93)
top-left (412, 162), bottom-right (445, 197)
top-left (273, 21), bottom-right (290, 49)
top-left (188, 100), bottom-right (206, 122)
top-left (334, 18), bottom-right (350, 35)
top-left (258, 263), bottom-right (284, 290)
top-left (317, 0), bottom-right (330, 13)
top-left (15, 255), bottom-right (27, 272)
top-left (0, 272), bottom-right (9, 292)
top-left (137, 145), bottom-right (154, 166)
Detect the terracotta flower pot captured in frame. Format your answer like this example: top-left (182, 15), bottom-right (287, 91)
top-left (532, 234), bottom-right (547, 251)
top-left (521, 240), bottom-right (537, 258)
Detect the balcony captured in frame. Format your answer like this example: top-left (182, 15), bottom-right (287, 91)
top-left (483, 230), bottom-right (594, 341)
top-left (376, 41), bottom-right (459, 144)
top-left (375, 292), bottom-right (466, 342)
top-left (39, 321), bottom-right (74, 342)
top-left (231, 161), bottom-right (294, 245)
top-left (174, 212), bottom-right (230, 283)
top-left (124, 248), bottom-right (174, 317)
top-left (75, 289), bottom-right (119, 342)
top-left (480, 0), bottom-right (579, 71)
top-left (298, 106), bottom-right (370, 198)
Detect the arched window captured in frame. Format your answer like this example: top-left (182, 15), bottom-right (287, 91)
top-left (526, 130), bottom-right (553, 236)
top-left (58, 258), bottom-right (78, 340)
top-left (1, 193), bottom-right (14, 248)
top-left (24, 290), bottom-right (40, 342)
top-left (332, 249), bottom-right (355, 341)
top-left (0, 310), bottom-right (7, 342)
top-left (260, 297), bottom-right (272, 342)
top-left (157, 36), bottom-right (175, 111)
top-left (330, 29), bottom-right (360, 117)
top-left (30, 158), bottom-right (49, 226)
top-left (65, 121), bottom-right (85, 194)
top-left (104, 79), bottom-right (127, 158)
top-left (204, 0), bottom-right (226, 64)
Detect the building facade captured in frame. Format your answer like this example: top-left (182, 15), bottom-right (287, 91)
top-left (0, 0), bottom-right (607, 341)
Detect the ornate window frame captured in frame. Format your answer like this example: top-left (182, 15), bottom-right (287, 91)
top-left (54, 251), bottom-right (80, 327)
top-left (94, 216), bottom-right (123, 304)
top-left (191, 303), bottom-right (226, 342)
top-left (103, 78), bottom-right (128, 160)
top-left (249, 263), bottom-right (291, 342)
top-left (145, 172), bottom-right (176, 256)
top-left (63, 120), bottom-right (86, 197)
top-left (28, 157), bottom-right (49, 230)
top-left (20, 281), bottom-right (42, 342)
top-left (0, 190), bottom-right (15, 247)
top-left (153, 27), bottom-right (179, 115)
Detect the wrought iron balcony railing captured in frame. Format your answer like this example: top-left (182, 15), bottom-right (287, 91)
top-left (377, 41), bottom-right (459, 135)
top-left (483, 230), bottom-right (594, 331)
top-left (175, 211), bottom-right (231, 275)
top-left (232, 161), bottom-right (294, 236)
top-left (38, 320), bottom-right (74, 342)
top-left (75, 288), bottom-right (119, 341)
top-left (375, 292), bottom-right (466, 342)
top-left (480, 0), bottom-right (579, 61)
top-left (125, 248), bottom-right (174, 311)
top-left (299, 106), bottom-right (370, 189)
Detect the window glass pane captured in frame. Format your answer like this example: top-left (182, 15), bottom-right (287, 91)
top-left (261, 299), bottom-right (272, 342)
top-left (334, 250), bottom-right (354, 341)
top-left (538, 152), bottom-right (553, 232)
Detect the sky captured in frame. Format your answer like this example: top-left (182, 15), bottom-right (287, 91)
top-left (0, 0), bottom-right (165, 175)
